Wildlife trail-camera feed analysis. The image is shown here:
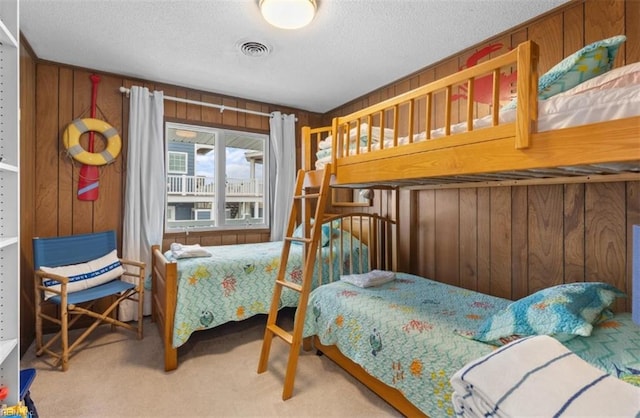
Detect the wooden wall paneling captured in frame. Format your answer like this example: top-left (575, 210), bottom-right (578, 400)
top-left (585, 182), bottom-right (626, 312)
top-left (397, 189), bottom-right (413, 273)
top-left (416, 190), bottom-right (436, 279)
top-left (174, 88), bottom-right (188, 120)
top-left (57, 68), bottom-right (74, 236)
top-left (199, 234), bottom-right (223, 247)
top-left (459, 189), bottom-right (478, 291)
top-left (34, 64), bottom-right (60, 238)
top-left (528, 11), bottom-right (564, 74)
top-left (527, 185), bottom-right (564, 293)
top-left (222, 97), bottom-right (239, 126)
top-left (511, 187), bottom-right (528, 300)
top-left (625, 181), bottom-right (640, 312)
top-left (563, 183), bottom-right (586, 283)
top-left (564, 2), bottom-right (585, 55)
top-left (92, 74), bottom-right (124, 234)
top-left (489, 187), bottom-right (512, 298)
top-left (476, 188), bottom-right (491, 294)
top-left (162, 85), bottom-right (178, 119)
top-left (200, 93), bottom-right (223, 125)
top-left (71, 70), bottom-right (96, 234)
top-left (186, 90), bottom-right (202, 121)
top-left (434, 189), bottom-right (459, 286)
top-left (626, 0), bottom-right (640, 63)
top-left (585, 0), bottom-right (626, 68)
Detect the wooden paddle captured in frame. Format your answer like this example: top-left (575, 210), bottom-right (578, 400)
top-left (77, 74), bottom-right (101, 200)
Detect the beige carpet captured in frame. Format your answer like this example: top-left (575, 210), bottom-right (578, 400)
top-left (20, 310), bottom-right (401, 417)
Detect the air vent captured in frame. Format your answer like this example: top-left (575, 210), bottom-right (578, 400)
top-left (238, 41), bottom-right (271, 58)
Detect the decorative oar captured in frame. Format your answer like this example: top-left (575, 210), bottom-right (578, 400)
top-left (77, 74), bottom-right (101, 200)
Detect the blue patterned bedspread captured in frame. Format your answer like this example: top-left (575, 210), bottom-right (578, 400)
top-left (303, 273), bottom-right (640, 416)
top-left (169, 234), bottom-right (367, 348)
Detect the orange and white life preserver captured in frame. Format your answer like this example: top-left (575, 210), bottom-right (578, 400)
top-left (63, 118), bottom-right (122, 166)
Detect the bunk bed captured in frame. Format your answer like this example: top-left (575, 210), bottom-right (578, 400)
top-left (151, 212), bottom-right (393, 371)
top-left (303, 40), bottom-right (640, 188)
top-left (296, 39), bottom-right (640, 416)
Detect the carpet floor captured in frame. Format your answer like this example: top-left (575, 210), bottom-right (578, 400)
top-left (20, 310), bottom-right (401, 417)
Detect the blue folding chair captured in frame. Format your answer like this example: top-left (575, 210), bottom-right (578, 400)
top-left (33, 230), bottom-right (144, 371)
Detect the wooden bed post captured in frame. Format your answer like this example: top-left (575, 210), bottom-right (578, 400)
top-left (330, 118), bottom-right (339, 175)
top-left (302, 126), bottom-right (311, 171)
top-left (515, 40), bottom-right (539, 149)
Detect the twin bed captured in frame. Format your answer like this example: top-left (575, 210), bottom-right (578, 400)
top-left (151, 213), bottom-right (393, 371)
top-left (150, 38), bottom-right (639, 415)
top-left (296, 38), bottom-right (639, 415)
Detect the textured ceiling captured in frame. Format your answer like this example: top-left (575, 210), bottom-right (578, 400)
top-left (20, 0), bottom-right (569, 113)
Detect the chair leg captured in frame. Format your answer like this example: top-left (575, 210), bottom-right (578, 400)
top-left (60, 304), bottom-right (69, 372)
top-left (137, 288), bottom-right (144, 340)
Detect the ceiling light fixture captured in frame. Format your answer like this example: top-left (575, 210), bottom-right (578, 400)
top-left (175, 129), bottom-right (197, 139)
top-left (259, 0), bottom-right (316, 30)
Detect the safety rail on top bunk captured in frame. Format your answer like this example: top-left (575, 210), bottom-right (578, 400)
top-left (303, 40), bottom-right (539, 176)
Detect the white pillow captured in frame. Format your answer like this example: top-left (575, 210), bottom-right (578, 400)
top-left (40, 249), bottom-right (124, 300)
top-left (554, 61), bottom-right (640, 98)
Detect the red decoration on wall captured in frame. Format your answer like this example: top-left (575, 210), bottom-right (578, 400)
top-left (451, 43), bottom-right (518, 105)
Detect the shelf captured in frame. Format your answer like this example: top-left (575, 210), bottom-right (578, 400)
top-left (0, 236), bottom-right (17, 249)
top-left (0, 339), bottom-right (17, 364)
top-left (0, 162), bottom-right (18, 173)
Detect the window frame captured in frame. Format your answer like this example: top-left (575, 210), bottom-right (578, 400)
top-left (164, 121), bottom-right (270, 233)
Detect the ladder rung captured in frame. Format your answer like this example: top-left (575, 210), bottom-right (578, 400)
top-left (286, 236), bottom-right (311, 244)
top-left (276, 279), bottom-right (303, 292)
top-left (267, 324), bottom-right (293, 345)
top-left (294, 193), bottom-right (321, 200)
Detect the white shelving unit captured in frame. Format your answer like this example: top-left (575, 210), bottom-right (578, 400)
top-left (0, 0), bottom-right (20, 407)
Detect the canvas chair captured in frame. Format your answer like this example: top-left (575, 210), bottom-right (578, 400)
top-left (32, 230), bottom-right (144, 371)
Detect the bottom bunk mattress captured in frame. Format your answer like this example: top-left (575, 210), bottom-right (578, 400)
top-left (303, 273), bottom-right (639, 417)
top-left (169, 234), bottom-right (367, 348)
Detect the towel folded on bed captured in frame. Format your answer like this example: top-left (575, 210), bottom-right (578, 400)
top-left (340, 270), bottom-right (395, 288)
top-left (450, 335), bottom-right (640, 418)
top-left (170, 243), bottom-right (212, 259)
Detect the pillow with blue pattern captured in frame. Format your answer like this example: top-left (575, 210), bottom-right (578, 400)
top-left (471, 282), bottom-right (626, 346)
top-left (292, 219), bottom-right (334, 247)
top-left (502, 35), bottom-right (626, 110)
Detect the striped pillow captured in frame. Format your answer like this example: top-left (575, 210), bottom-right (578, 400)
top-left (40, 249), bottom-right (124, 300)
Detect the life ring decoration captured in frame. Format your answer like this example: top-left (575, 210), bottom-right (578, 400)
top-left (63, 118), bottom-right (122, 166)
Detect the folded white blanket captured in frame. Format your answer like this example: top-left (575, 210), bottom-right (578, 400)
top-left (170, 243), bottom-right (212, 259)
top-left (450, 335), bottom-right (640, 417)
top-left (340, 270), bottom-right (395, 288)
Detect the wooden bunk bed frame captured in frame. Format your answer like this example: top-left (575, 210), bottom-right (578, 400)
top-left (303, 41), bottom-right (640, 189)
top-left (150, 212), bottom-right (397, 372)
top-left (299, 40), bottom-right (639, 416)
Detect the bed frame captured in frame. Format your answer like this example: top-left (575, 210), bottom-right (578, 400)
top-left (298, 40), bottom-right (639, 416)
top-left (151, 212), bottom-right (397, 372)
top-left (303, 41), bottom-right (640, 189)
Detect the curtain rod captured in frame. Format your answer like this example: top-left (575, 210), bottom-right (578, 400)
top-left (119, 86), bottom-right (273, 118)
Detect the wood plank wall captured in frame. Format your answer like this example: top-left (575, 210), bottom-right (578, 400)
top-left (19, 41), bottom-right (322, 348)
top-left (326, 0), bottom-right (640, 312)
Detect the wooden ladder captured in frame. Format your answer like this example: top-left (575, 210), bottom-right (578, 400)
top-left (257, 166), bottom-right (332, 400)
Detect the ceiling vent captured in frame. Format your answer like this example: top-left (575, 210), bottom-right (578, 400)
top-left (238, 41), bottom-right (271, 58)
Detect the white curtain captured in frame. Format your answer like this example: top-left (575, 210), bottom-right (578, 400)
top-left (120, 87), bottom-right (165, 321)
top-left (269, 112), bottom-right (296, 241)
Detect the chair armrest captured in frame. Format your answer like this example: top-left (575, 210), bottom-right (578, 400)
top-left (34, 269), bottom-right (69, 284)
top-left (119, 258), bottom-right (146, 269)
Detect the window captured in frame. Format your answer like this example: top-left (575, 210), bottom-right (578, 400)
top-left (165, 122), bottom-right (269, 232)
top-left (168, 151), bottom-right (188, 174)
